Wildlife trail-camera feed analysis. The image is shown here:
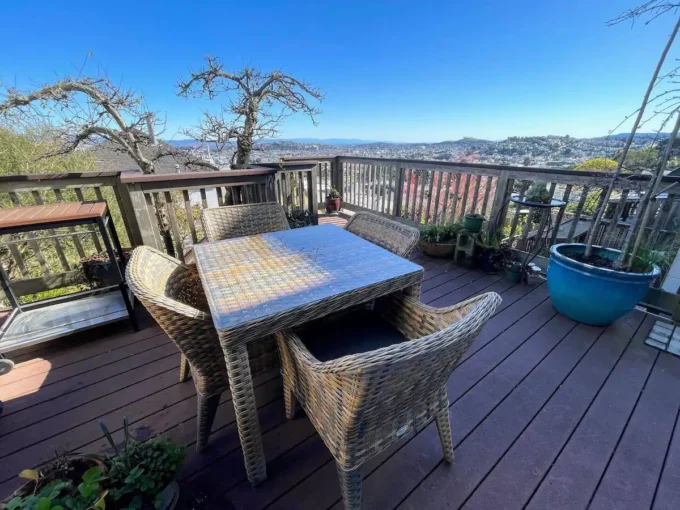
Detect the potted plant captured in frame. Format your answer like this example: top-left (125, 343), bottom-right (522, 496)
top-left (419, 223), bottom-right (460, 257)
top-left (3, 419), bottom-right (186, 510)
top-left (98, 420), bottom-right (185, 510)
top-left (81, 249), bottom-right (132, 289)
top-left (286, 207), bottom-right (313, 229)
top-left (476, 232), bottom-right (512, 274)
top-left (3, 457), bottom-right (109, 510)
top-left (325, 189), bottom-right (342, 214)
top-left (546, 12), bottom-right (676, 326)
top-left (505, 261), bottom-right (524, 283)
top-left (463, 213), bottom-right (484, 233)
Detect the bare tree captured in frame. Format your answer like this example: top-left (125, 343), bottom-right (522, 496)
top-left (584, 6), bottom-right (680, 262)
top-left (0, 74), bottom-right (215, 256)
top-left (177, 57), bottom-right (323, 167)
top-left (0, 75), bottom-right (218, 173)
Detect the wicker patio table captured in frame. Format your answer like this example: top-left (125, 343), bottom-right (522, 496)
top-left (193, 224), bottom-right (423, 485)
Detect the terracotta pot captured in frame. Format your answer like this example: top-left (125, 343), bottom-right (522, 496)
top-left (326, 197), bottom-right (341, 214)
top-left (419, 240), bottom-right (456, 258)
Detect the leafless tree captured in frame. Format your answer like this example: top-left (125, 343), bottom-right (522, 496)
top-left (177, 57), bottom-right (323, 167)
top-left (0, 75), bottom-right (218, 173)
top-left (0, 74), bottom-right (216, 256)
top-left (584, 3), bottom-right (680, 269)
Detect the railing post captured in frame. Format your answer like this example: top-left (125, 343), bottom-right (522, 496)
top-left (114, 176), bottom-right (145, 248)
top-left (308, 165), bottom-right (319, 225)
top-left (489, 170), bottom-right (512, 238)
top-left (333, 156), bottom-right (343, 196)
top-left (392, 160), bottom-right (405, 218)
top-left (120, 181), bottom-right (163, 250)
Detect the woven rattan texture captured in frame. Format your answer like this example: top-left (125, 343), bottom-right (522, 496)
top-left (344, 212), bottom-right (420, 258)
top-left (201, 202), bottom-right (289, 242)
top-left (194, 225), bottom-right (424, 343)
top-left (126, 246), bottom-right (278, 452)
top-left (276, 291), bottom-right (502, 510)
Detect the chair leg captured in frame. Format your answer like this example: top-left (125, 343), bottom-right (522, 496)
top-left (435, 408), bottom-right (454, 463)
top-left (196, 393), bottom-right (221, 453)
top-left (282, 375), bottom-right (297, 419)
top-left (179, 354), bottom-right (190, 382)
top-left (336, 463), bottom-right (362, 510)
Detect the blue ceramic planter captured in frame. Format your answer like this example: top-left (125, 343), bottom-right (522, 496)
top-left (547, 243), bottom-right (660, 326)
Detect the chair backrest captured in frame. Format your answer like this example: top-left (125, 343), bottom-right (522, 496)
top-left (126, 246), bottom-right (227, 396)
top-left (320, 291), bottom-right (501, 467)
top-left (344, 212), bottom-right (419, 258)
top-left (201, 202), bottom-right (290, 242)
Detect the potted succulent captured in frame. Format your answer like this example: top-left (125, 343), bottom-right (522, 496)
top-left (463, 213), bottom-right (484, 233)
top-left (325, 189), bottom-right (342, 214)
top-left (419, 223), bottom-right (460, 257)
top-left (505, 261), bottom-right (524, 283)
top-left (476, 232), bottom-right (512, 274)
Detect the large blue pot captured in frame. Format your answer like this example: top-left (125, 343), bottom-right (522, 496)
top-left (547, 243), bottom-right (660, 326)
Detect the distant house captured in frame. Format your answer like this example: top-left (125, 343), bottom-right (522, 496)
top-left (87, 140), bottom-right (213, 174)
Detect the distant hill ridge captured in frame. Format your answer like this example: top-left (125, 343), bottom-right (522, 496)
top-left (167, 132), bottom-right (669, 148)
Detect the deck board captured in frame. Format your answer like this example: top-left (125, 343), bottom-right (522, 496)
top-left (1, 250), bottom-right (678, 510)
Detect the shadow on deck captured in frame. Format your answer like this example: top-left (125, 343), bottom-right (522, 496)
top-left (0, 250), bottom-right (678, 510)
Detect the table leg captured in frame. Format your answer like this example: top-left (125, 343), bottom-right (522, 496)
top-left (403, 282), bottom-right (421, 299)
top-left (224, 343), bottom-right (267, 485)
top-left (96, 217), bottom-right (139, 332)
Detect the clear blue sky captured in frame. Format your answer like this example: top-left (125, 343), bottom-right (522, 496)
top-left (0, 0), bottom-right (675, 142)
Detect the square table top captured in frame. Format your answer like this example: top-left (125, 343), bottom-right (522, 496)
top-left (0, 201), bottom-right (107, 229)
top-left (193, 224), bottom-right (423, 341)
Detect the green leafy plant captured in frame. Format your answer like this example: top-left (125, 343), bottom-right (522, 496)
top-left (286, 208), bottom-right (313, 229)
top-left (6, 466), bottom-right (108, 510)
top-left (326, 188), bottom-right (342, 200)
top-left (98, 420), bottom-right (184, 510)
top-left (419, 223), bottom-right (460, 244)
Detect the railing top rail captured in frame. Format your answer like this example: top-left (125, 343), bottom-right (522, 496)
top-left (282, 155), bottom-right (680, 185)
top-left (258, 161), bottom-right (321, 171)
top-left (119, 168), bottom-right (277, 184)
top-left (0, 171), bottom-right (123, 183)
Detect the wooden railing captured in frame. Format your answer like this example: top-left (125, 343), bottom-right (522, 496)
top-left (0, 164), bottom-right (320, 301)
top-left (1, 156), bottom-right (678, 302)
top-left (284, 155), bottom-right (680, 255)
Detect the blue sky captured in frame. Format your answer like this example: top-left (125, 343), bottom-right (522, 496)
top-left (0, 1), bottom-right (676, 142)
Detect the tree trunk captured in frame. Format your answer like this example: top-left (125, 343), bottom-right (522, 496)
top-left (235, 108), bottom-right (257, 168)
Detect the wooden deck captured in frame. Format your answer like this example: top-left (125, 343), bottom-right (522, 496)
top-left (1, 250), bottom-right (679, 510)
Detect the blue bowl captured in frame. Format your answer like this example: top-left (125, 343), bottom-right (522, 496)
top-left (547, 243), bottom-right (660, 326)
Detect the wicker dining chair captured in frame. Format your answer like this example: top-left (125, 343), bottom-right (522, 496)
top-left (201, 202), bottom-right (290, 242)
top-left (126, 245), bottom-right (279, 452)
top-left (275, 291), bottom-right (502, 510)
top-left (344, 212), bottom-right (420, 258)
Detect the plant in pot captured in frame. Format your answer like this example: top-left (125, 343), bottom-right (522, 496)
top-left (418, 223), bottom-right (460, 257)
top-left (81, 249), bottom-right (132, 289)
top-left (325, 189), bottom-right (342, 215)
top-left (505, 261), bottom-right (524, 283)
top-left (98, 420), bottom-right (185, 510)
top-left (463, 213), bottom-right (484, 233)
top-left (286, 207), bottom-right (313, 229)
top-left (546, 7), bottom-right (678, 326)
top-left (476, 232), bottom-right (512, 274)
top-left (4, 458), bottom-right (108, 510)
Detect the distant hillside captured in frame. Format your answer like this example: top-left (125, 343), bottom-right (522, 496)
top-left (591, 132), bottom-right (670, 141)
top-left (167, 138), bottom-right (379, 147)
